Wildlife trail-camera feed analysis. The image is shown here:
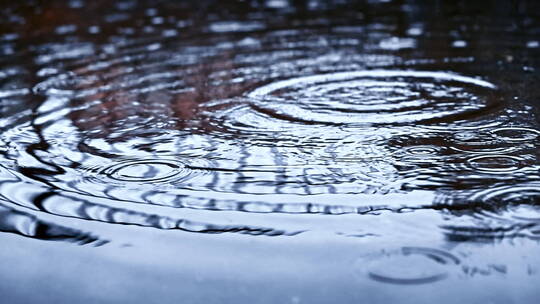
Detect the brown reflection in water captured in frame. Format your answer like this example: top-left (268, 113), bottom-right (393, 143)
top-left (2, 0), bottom-right (540, 138)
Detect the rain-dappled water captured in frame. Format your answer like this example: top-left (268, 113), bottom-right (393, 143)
top-left (1, 0), bottom-right (540, 303)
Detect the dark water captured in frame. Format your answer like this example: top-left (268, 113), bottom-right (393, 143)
top-left (1, 0), bottom-right (540, 303)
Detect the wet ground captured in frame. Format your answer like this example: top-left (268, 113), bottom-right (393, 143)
top-left (1, 0), bottom-right (540, 303)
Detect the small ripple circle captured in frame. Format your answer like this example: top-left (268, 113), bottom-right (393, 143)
top-left (491, 127), bottom-right (540, 142)
top-left (101, 159), bottom-right (187, 183)
top-left (466, 154), bottom-right (523, 173)
top-left (359, 247), bottom-right (460, 285)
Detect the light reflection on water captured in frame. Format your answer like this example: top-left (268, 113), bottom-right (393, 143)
top-left (1, 0), bottom-right (540, 302)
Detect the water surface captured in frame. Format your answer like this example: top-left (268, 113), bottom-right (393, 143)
top-left (1, 1), bottom-right (540, 303)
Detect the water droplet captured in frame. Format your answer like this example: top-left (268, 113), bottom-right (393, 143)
top-left (407, 27), bottom-right (423, 36)
top-left (379, 37), bottom-right (417, 50)
top-left (55, 24), bottom-right (77, 35)
top-left (88, 26), bottom-right (100, 34)
top-left (452, 40), bottom-right (467, 48)
top-left (266, 0), bottom-right (289, 9)
top-left (527, 41), bottom-right (539, 48)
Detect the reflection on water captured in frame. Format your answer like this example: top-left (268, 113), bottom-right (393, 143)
top-left (1, 0), bottom-right (540, 302)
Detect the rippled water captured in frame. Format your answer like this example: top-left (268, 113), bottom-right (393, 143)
top-left (1, 0), bottom-right (540, 303)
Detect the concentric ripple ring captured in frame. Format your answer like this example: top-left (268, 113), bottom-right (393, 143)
top-left (361, 247), bottom-right (460, 285)
top-left (100, 159), bottom-right (186, 183)
top-left (247, 70), bottom-right (498, 126)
